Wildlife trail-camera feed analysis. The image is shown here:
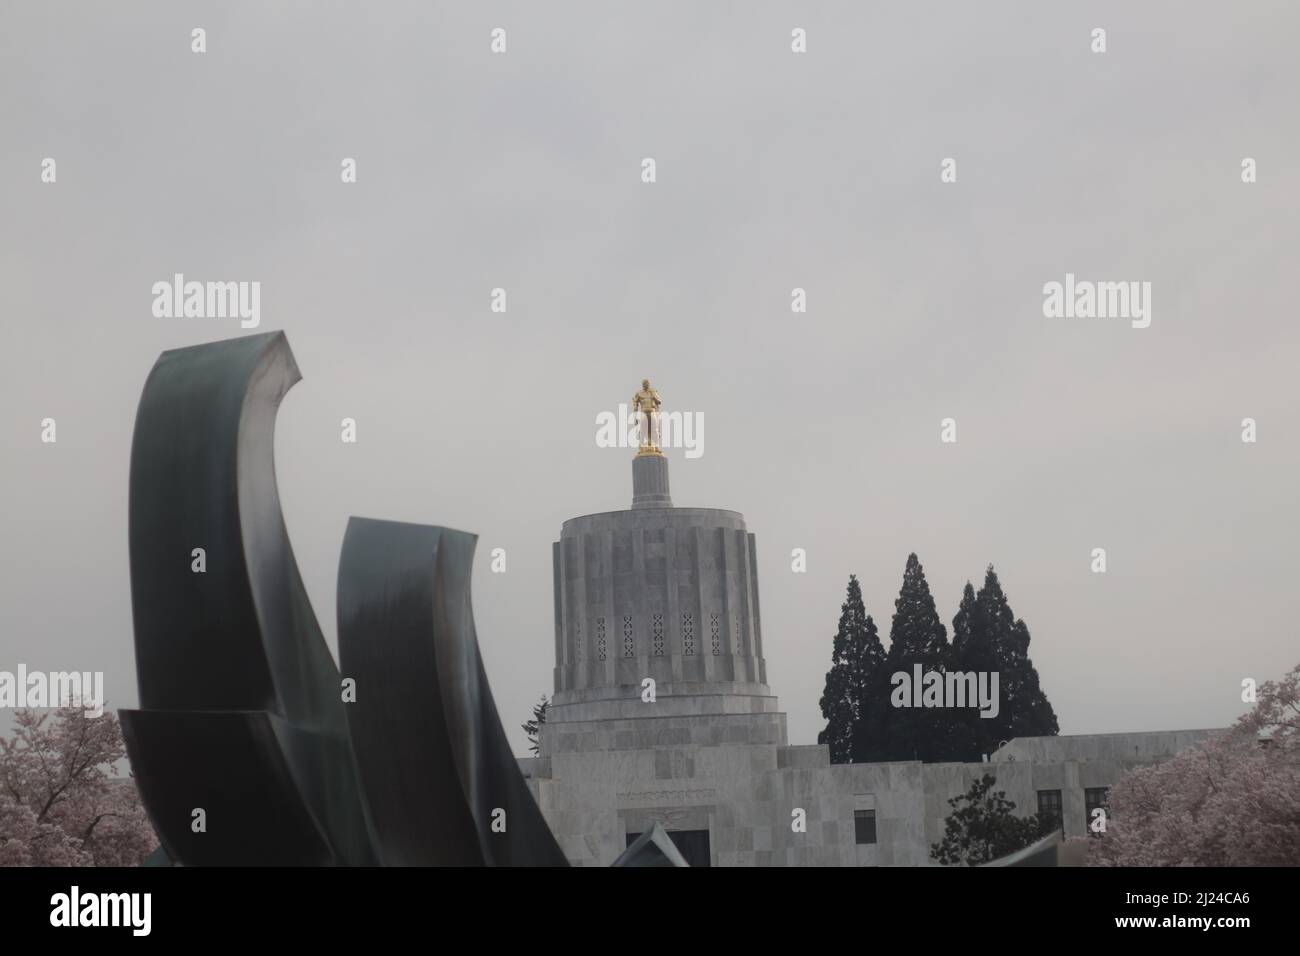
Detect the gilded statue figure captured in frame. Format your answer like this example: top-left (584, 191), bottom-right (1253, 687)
top-left (631, 378), bottom-right (662, 453)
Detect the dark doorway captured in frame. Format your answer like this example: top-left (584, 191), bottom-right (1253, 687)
top-left (625, 828), bottom-right (711, 867)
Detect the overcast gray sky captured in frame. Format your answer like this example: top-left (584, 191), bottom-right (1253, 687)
top-left (3, 1), bottom-right (1298, 753)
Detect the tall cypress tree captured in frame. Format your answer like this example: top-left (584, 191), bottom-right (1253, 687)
top-left (878, 553), bottom-right (952, 762)
top-left (964, 566), bottom-right (1059, 754)
top-left (946, 582), bottom-right (988, 761)
top-left (817, 578), bottom-right (856, 764)
top-left (850, 618), bottom-right (892, 763)
top-left (950, 582), bottom-right (978, 659)
top-left (818, 575), bottom-right (885, 764)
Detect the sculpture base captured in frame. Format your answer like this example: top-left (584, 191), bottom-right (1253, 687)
top-left (631, 453), bottom-right (672, 508)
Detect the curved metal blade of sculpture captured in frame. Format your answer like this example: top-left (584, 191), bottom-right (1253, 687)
top-left (119, 331), bottom-right (569, 866)
top-left (338, 518), bottom-right (569, 865)
top-left (119, 332), bottom-right (378, 865)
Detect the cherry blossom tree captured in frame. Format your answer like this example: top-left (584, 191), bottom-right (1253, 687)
top-left (1089, 663), bottom-right (1300, 866)
top-left (0, 706), bottom-right (157, 866)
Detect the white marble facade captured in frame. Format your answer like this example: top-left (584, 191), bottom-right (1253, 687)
top-left (523, 457), bottom-right (1218, 866)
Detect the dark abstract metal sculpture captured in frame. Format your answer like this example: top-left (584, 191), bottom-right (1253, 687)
top-left (121, 332), bottom-right (574, 866)
top-left (121, 332), bottom-right (377, 865)
top-left (338, 518), bottom-right (568, 865)
top-left (613, 823), bottom-right (689, 867)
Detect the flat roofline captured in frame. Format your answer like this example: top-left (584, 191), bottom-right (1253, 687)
top-left (561, 506), bottom-right (746, 522)
top-left (1002, 728), bottom-right (1228, 742)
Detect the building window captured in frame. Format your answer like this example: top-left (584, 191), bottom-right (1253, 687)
top-left (682, 612), bottom-right (694, 655)
top-left (623, 615), bottom-right (634, 658)
top-left (854, 809), bottom-right (877, 845)
top-left (1084, 787), bottom-right (1109, 836)
top-left (596, 616), bottom-right (606, 661)
top-left (710, 612), bottom-right (720, 655)
top-left (734, 618), bottom-right (742, 654)
top-left (652, 613), bottom-right (664, 656)
top-left (1037, 789), bottom-right (1063, 836)
top-left (575, 619), bottom-right (582, 663)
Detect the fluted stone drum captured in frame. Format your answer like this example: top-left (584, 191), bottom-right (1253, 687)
top-left (549, 453), bottom-right (772, 726)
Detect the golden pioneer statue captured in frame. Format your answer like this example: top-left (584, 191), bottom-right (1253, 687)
top-left (631, 378), bottom-right (663, 454)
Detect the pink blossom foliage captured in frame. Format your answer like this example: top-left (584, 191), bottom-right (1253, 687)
top-left (0, 707), bottom-right (157, 867)
top-left (1089, 663), bottom-right (1300, 866)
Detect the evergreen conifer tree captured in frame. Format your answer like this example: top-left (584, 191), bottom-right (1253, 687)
top-left (818, 575), bottom-right (885, 763)
top-left (947, 581), bottom-right (990, 761)
top-left (968, 566), bottom-right (1059, 753)
top-left (879, 554), bottom-right (952, 761)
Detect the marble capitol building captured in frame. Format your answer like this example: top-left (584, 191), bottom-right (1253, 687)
top-left (520, 385), bottom-right (1216, 866)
